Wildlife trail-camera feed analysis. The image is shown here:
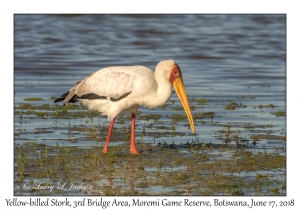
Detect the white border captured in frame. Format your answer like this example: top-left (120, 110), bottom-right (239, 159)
top-left (2, 0), bottom-right (299, 209)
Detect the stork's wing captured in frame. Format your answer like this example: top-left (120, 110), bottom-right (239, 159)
top-left (54, 66), bottom-right (149, 105)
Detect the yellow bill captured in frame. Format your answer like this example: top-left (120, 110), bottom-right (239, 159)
top-left (172, 77), bottom-right (195, 133)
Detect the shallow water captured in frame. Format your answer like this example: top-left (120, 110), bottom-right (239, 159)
top-left (14, 14), bottom-right (286, 195)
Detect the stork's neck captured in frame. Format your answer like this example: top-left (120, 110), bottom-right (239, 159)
top-left (144, 70), bottom-right (172, 108)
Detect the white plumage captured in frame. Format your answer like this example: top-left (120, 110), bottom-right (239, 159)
top-left (55, 60), bottom-right (195, 154)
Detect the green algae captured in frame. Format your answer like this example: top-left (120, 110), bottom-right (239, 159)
top-left (225, 102), bottom-right (247, 110)
top-left (273, 111), bottom-right (286, 117)
top-left (24, 97), bottom-right (43, 101)
top-left (257, 104), bottom-right (277, 109)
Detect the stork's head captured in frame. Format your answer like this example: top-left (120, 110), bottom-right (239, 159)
top-left (157, 60), bottom-right (195, 134)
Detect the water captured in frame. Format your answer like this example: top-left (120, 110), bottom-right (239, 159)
top-left (14, 14), bottom-right (286, 151)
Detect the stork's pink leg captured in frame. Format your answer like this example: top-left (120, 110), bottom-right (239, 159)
top-left (103, 118), bottom-right (115, 154)
top-left (130, 113), bottom-right (138, 154)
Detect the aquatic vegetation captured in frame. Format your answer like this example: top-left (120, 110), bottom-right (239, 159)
top-left (225, 102), bottom-right (247, 110)
top-left (196, 98), bottom-right (209, 104)
top-left (250, 135), bottom-right (260, 142)
top-left (14, 142), bottom-right (286, 196)
top-left (195, 111), bottom-right (214, 119)
top-left (272, 111), bottom-right (286, 117)
top-left (24, 97), bottom-right (43, 101)
top-left (257, 104), bottom-right (277, 109)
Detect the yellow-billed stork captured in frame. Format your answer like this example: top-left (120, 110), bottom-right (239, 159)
top-left (54, 60), bottom-right (195, 154)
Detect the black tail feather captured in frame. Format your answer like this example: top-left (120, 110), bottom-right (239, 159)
top-left (61, 91), bottom-right (70, 98)
top-left (54, 97), bottom-right (65, 103)
top-left (53, 91), bottom-right (79, 105)
top-left (54, 90), bottom-right (132, 104)
top-left (54, 96), bottom-right (78, 104)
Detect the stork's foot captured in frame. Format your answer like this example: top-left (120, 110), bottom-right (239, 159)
top-left (130, 146), bottom-right (138, 155)
top-left (103, 147), bottom-right (108, 154)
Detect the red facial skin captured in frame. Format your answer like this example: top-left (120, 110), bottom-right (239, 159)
top-left (169, 64), bottom-right (182, 83)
